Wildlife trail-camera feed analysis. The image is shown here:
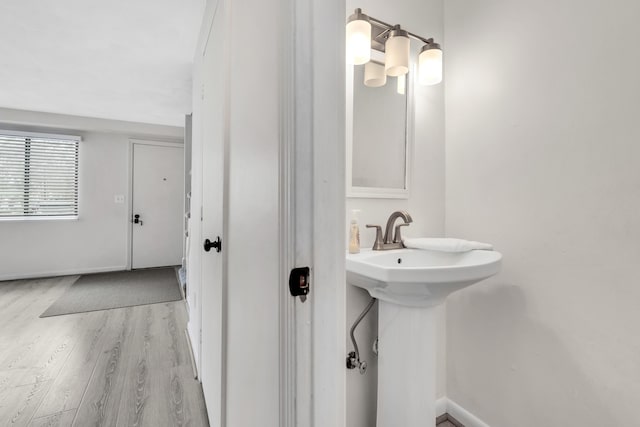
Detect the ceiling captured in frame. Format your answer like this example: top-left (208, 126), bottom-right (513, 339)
top-left (0, 0), bottom-right (204, 127)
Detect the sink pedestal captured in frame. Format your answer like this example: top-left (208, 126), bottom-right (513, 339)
top-left (377, 300), bottom-right (436, 427)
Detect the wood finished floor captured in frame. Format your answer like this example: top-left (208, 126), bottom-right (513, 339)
top-left (0, 275), bottom-right (209, 427)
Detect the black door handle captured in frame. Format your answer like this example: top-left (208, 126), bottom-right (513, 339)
top-left (204, 236), bottom-right (222, 253)
top-left (133, 214), bottom-right (143, 225)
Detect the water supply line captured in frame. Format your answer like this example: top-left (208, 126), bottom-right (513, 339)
top-left (346, 296), bottom-right (377, 374)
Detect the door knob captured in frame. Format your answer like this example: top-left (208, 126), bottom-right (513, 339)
top-left (204, 236), bottom-right (222, 253)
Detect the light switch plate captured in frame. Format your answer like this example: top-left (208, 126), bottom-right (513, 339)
top-left (114, 195), bottom-right (125, 204)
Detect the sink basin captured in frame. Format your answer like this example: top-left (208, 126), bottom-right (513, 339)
top-left (346, 248), bottom-right (502, 307)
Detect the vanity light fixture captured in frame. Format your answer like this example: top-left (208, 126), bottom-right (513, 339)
top-left (385, 27), bottom-right (410, 77)
top-left (364, 61), bottom-right (387, 87)
top-left (418, 42), bottom-right (443, 85)
top-left (346, 8), bottom-right (372, 65)
top-left (346, 8), bottom-right (443, 88)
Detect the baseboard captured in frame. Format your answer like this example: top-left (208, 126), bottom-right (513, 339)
top-left (436, 397), bottom-right (492, 427)
top-left (436, 397), bottom-right (448, 418)
top-left (0, 265), bottom-right (127, 281)
top-left (184, 328), bottom-right (198, 379)
top-left (174, 267), bottom-right (186, 300)
top-left (187, 321), bottom-right (201, 375)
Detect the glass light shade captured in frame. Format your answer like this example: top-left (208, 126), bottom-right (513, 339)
top-left (397, 74), bottom-right (406, 95)
top-left (364, 62), bottom-right (387, 87)
top-left (418, 45), bottom-right (443, 85)
top-left (346, 19), bottom-right (372, 65)
top-left (385, 30), bottom-right (410, 77)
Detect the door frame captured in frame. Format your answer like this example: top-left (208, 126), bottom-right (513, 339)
top-left (127, 138), bottom-right (185, 270)
top-left (281, 0), bottom-right (346, 426)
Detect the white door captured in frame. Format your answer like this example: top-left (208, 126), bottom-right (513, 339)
top-left (199, 4), bottom-right (225, 426)
top-left (131, 142), bottom-right (184, 269)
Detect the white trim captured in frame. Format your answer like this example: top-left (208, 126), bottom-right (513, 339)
top-left (184, 328), bottom-right (198, 379)
top-left (347, 185), bottom-right (410, 199)
top-left (129, 138), bottom-right (184, 148)
top-left (436, 397), bottom-right (448, 417)
top-left (187, 316), bottom-right (200, 373)
top-left (279, 0), bottom-right (296, 424)
top-left (309, 1), bottom-right (347, 426)
top-left (291, 1), bottom-right (346, 425)
top-left (0, 265), bottom-right (127, 281)
top-left (0, 128), bottom-right (81, 142)
top-left (437, 397), bottom-right (493, 427)
top-left (127, 140), bottom-right (135, 270)
top-left (0, 107), bottom-right (183, 139)
top-left (291, 0), bottom-right (314, 426)
top-left (0, 215), bottom-right (78, 222)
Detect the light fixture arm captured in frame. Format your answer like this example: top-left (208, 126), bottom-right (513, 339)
top-left (367, 15), bottom-right (438, 47)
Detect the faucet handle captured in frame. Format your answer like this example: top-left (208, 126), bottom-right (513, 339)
top-left (366, 225), bottom-right (384, 250)
top-left (393, 223), bottom-right (410, 244)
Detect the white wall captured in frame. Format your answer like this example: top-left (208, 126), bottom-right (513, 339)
top-left (445, 0), bottom-right (640, 425)
top-left (344, 1), bottom-right (445, 425)
top-left (0, 110), bottom-right (183, 280)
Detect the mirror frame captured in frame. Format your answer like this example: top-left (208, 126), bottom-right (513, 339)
top-left (346, 57), bottom-right (414, 199)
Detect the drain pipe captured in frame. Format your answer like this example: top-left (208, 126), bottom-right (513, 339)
top-left (346, 296), bottom-right (377, 374)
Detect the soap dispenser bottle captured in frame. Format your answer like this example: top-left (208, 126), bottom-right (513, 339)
top-left (349, 209), bottom-right (361, 254)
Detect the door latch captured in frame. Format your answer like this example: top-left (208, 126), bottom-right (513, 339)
top-left (289, 267), bottom-right (310, 302)
top-left (133, 214), bottom-right (143, 225)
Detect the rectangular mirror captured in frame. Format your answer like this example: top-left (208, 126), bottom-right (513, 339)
top-left (346, 56), bottom-right (413, 199)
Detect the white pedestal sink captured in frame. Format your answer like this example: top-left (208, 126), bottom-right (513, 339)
top-left (346, 248), bottom-right (502, 427)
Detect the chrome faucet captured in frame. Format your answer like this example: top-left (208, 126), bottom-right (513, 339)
top-left (366, 211), bottom-right (413, 250)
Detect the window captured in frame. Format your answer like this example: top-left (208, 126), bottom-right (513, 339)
top-left (0, 130), bottom-right (79, 218)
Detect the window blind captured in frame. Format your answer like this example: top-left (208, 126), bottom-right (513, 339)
top-left (0, 132), bottom-right (79, 218)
